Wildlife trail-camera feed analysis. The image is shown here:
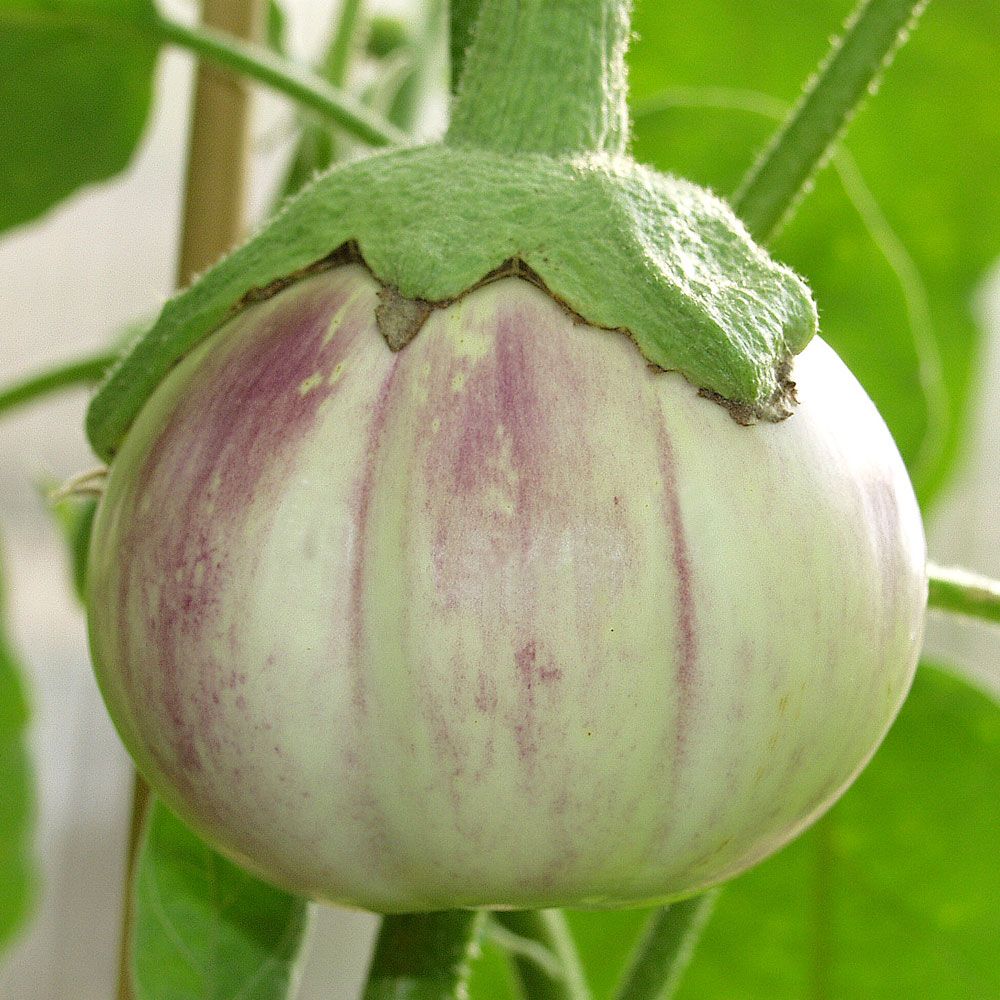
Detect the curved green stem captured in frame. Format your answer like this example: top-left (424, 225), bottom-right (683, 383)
top-left (362, 910), bottom-right (484, 1000)
top-left (613, 892), bottom-right (719, 1000)
top-left (445, 0), bottom-right (630, 156)
top-left (275, 0), bottom-right (366, 202)
top-left (494, 910), bottom-right (591, 1000)
top-left (733, 0), bottom-right (930, 242)
top-left (928, 564), bottom-right (1000, 626)
top-left (383, 0), bottom-right (447, 133)
top-left (321, 0), bottom-right (364, 87)
top-left (0, 351), bottom-right (116, 418)
top-left (154, 14), bottom-right (406, 148)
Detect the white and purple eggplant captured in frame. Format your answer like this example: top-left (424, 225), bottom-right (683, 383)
top-left (84, 0), bottom-right (927, 912)
top-left (87, 264), bottom-right (925, 911)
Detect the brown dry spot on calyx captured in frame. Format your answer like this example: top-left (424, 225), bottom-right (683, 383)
top-left (374, 257), bottom-right (587, 352)
top-left (231, 240), bottom-right (799, 426)
top-left (698, 358), bottom-right (798, 426)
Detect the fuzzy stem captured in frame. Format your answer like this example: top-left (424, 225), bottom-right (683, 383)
top-left (445, 0), bottom-right (630, 157)
top-left (115, 779), bottom-right (150, 1000)
top-left (155, 13), bottom-right (406, 148)
top-left (612, 892), bottom-right (719, 1000)
top-left (927, 564), bottom-right (1000, 626)
top-left (362, 910), bottom-right (484, 1000)
top-left (494, 910), bottom-right (592, 1000)
top-left (733, 0), bottom-right (930, 242)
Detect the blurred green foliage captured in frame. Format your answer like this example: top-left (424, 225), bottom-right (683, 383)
top-left (0, 550), bottom-right (37, 951)
top-left (131, 799), bottom-right (309, 999)
top-left (628, 0), bottom-right (1000, 510)
top-left (0, 0), bottom-right (157, 232)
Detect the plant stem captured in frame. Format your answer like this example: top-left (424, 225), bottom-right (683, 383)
top-left (322, 0), bottom-right (364, 87)
top-left (115, 779), bottom-right (150, 1000)
top-left (612, 892), bottom-right (719, 1000)
top-left (275, 0), bottom-right (366, 204)
top-left (445, 0), bottom-right (630, 156)
top-left (384, 0), bottom-right (447, 133)
top-left (732, 0), bottom-right (930, 243)
top-left (362, 910), bottom-right (484, 1000)
top-left (0, 352), bottom-right (116, 417)
top-left (927, 563), bottom-right (1000, 625)
top-left (494, 910), bottom-right (592, 1000)
top-left (483, 919), bottom-right (565, 980)
top-left (154, 13), bottom-right (406, 148)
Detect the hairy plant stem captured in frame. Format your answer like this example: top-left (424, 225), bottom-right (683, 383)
top-left (733, 0), bottom-right (931, 242)
top-left (362, 911), bottom-right (485, 1000)
top-left (612, 892), bottom-right (719, 1000)
top-left (494, 910), bottom-right (592, 1000)
top-left (115, 2), bottom-right (264, 997)
top-left (928, 563), bottom-right (1000, 625)
top-left (155, 13), bottom-right (406, 148)
top-left (445, 0), bottom-right (630, 156)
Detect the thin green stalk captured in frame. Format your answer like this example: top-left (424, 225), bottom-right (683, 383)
top-left (275, 0), bottom-right (366, 202)
top-left (612, 892), bottom-right (719, 1000)
top-left (384, 0), bottom-right (447, 133)
top-left (483, 920), bottom-right (565, 980)
top-left (154, 14), bottom-right (406, 148)
top-left (494, 910), bottom-right (592, 1000)
top-left (321, 0), bottom-right (364, 86)
top-left (928, 563), bottom-right (1000, 626)
top-left (445, 0), bottom-right (630, 157)
top-left (362, 910), bottom-right (484, 1000)
top-left (732, 0), bottom-right (930, 242)
top-left (0, 352), bottom-right (116, 417)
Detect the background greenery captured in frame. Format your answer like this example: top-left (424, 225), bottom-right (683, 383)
top-left (0, 0), bottom-right (997, 997)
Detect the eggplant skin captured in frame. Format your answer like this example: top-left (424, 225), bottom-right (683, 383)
top-left (87, 264), bottom-right (926, 913)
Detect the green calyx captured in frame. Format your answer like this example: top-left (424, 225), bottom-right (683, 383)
top-left (86, 0), bottom-right (817, 463)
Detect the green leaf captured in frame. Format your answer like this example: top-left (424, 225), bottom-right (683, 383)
top-left (132, 799), bottom-right (309, 1000)
top-left (0, 546), bottom-right (38, 952)
top-left (670, 666), bottom-right (1000, 999)
top-left (0, 0), bottom-right (159, 233)
top-left (628, 0), bottom-right (999, 508)
top-left (87, 144), bottom-right (815, 462)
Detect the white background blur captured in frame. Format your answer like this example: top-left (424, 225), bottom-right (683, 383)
top-left (0, 1), bottom-right (997, 997)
